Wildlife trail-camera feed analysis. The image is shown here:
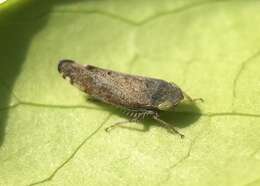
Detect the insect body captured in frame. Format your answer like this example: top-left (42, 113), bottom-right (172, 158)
top-left (58, 59), bottom-right (202, 138)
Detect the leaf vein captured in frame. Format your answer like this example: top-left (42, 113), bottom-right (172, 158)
top-left (27, 114), bottom-right (112, 186)
top-left (161, 117), bottom-right (212, 185)
top-left (232, 49), bottom-right (260, 110)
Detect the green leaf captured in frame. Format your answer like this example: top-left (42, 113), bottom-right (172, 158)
top-left (1, 0), bottom-right (260, 186)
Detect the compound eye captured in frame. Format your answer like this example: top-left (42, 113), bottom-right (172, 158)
top-left (58, 59), bottom-right (75, 73)
top-left (158, 100), bottom-right (173, 111)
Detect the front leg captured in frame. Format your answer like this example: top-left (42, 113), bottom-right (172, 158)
top-left (170, 82), bottom-right (204, 103)
top-left (182, 91), bottom-right (204, 103)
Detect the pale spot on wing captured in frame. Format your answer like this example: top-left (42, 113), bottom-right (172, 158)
top-left (65, 76), bottom-right (71, 81)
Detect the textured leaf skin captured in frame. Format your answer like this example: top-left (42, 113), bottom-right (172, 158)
top-left (0, 1), bottom-right (260, 186)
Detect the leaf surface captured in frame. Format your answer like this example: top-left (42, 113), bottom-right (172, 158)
top-left (0, 1), bottom-right (260, 186)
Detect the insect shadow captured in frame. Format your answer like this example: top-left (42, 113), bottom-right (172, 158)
top-left (86, 97), bottom-right (202, 135)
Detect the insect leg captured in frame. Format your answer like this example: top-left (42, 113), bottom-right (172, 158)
top-left (182, 91), bottom-right (204, 103)
top-left (152, 114), bottom-right (184, 138)
top-left (105, 118), bottom-right (139, 132)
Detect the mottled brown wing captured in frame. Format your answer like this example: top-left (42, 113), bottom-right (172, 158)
top-left (84, 65), bottom-right (162, 109)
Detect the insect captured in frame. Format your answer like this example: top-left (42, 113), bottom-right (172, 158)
top-left (58, 59), bottom-right (203, 138)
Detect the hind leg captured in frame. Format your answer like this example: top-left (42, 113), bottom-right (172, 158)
top-left (105, 109), bottom-right (154, 132)
top-left (152, 113), bottom-right (184, 138)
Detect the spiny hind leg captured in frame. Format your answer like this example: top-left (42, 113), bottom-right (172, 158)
top-left (152, 113), bottom-right (184, 138)
top-left (105, 109), bottom-right (154, 132)
top-left (183, 91), bottom-right (204, 103)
